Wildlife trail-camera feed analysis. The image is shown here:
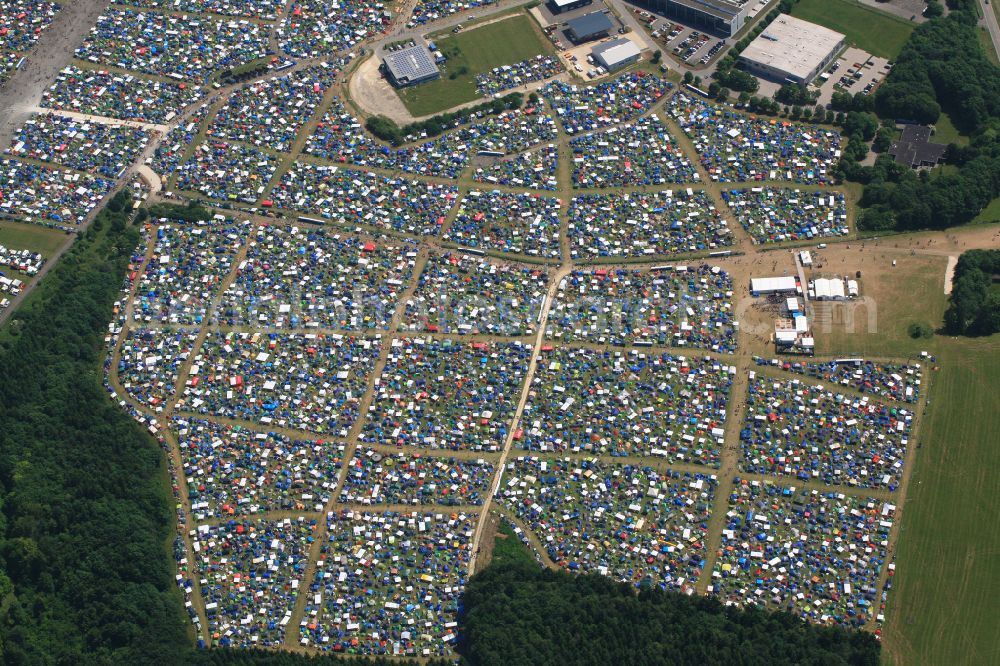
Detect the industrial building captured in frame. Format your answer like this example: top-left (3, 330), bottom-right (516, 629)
top-left (548, 0), bottom-right (593, 14)
top-left (592, 38), bottom-right (642, 71)
top-left (739, 15), bottom-right (844, 85)
top-left (566, 11), bottom-right (614, 43)
top-left (639, 0), bottom-right (746, 37)
top-left (381, 43), bottom-right (440, 88)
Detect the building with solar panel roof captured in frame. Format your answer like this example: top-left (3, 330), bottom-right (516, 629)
top-left (382, 43), bottom-right (441, 87)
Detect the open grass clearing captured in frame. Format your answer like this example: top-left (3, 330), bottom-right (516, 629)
top-left (932, 112), bottom-right (969, 146)
top-left (971, 196), bottom-right (1000, 224)
top-left (790, 0), bottom-right (914, 59)
top-left (978, 27), bottom-right (999, 66)
top-left (396, 13), bottom-right (552, 116)
top-left (881, 335), bottom-right (1000, 666)
top-left (0, 220), bottom-right (70, 257)
top-left (812, 251), bottom-right (948, 357)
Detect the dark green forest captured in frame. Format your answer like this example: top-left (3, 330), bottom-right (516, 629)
top-left (0, 192), bottom-right (193, 665)
top-left (458, 562), bottom-right (880, 666)
top-left (853, 2), bottom-right (1000, 232)
top-left (944, 249), bottom-right (1000, 335)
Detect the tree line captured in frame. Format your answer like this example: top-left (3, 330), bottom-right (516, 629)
top-left (944, 249), bottom-right (1000, 335)
top-left (365, 92), bottom-right (524, 146)
top-left (457, 562), bottom-right (880, 666)
top-left (853, 3), bottom-right (1000, 232)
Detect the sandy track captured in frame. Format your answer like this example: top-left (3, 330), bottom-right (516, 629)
top-left (0, 0), bottom-right (114, 148)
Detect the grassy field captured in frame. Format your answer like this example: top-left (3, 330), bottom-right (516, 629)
top-left (815, 253), bottom-right (949, 357)
top-left (0, 220), bottom-right (69, 257)
top-left (972, 196), bottom-right (1000, 224)
top-left (933, 112), bottom-right (969, 146)
top-left (790, 0), bottom-right (914, 59)
top-left (978, 27), bottom-right (999, 66)
top-left (397, 13), bottom-right (552, 116)
top-left (881, 335), bottom-right (1000, 666)
top-left (490, 521), bottom-right (535, 567)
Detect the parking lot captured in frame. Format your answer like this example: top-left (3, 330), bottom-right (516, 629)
top-left (814, 47), bottom-right (891, 107)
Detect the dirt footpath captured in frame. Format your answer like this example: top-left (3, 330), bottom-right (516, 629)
top-left (0, 0), bottom-right (113, 148)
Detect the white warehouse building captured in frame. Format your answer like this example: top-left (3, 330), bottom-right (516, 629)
top-left (738, 14), bottom-right (845, 85)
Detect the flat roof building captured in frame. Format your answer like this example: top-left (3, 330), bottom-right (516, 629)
top-left (889, 124), bottom-right (947, 168)
top-left (739, 14), bottom-right (845, 85)
top-left (638, 0), bottom-right (746, 37)
top-left (382, 43), bottom-right (440, 88)
top-left (592, 38), bottom-right (642, 71)
top-left (566, 11), bottom-right (614, 43)
top-left (548, 0), bottom-right (593, 14)
top-left (750, 276), bottom-right (798, 295)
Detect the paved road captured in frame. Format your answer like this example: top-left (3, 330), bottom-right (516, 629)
top-left (981, 0), bottom-right (1000, 62)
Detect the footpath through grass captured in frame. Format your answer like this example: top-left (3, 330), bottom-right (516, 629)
top-left (397, 13), bottom-right (552, 116)
top-left (881, 336), bottom-right (1000, 666)
top-left (791, 0), bottom-right (914, 59)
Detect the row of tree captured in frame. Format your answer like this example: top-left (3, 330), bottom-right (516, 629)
top-left (457, 562), bottom-right (881, 666)
top-left (365, 93), bottom-right (524, 146)
top-left (874, 2), bottom-right (1000, 134)
top-left (854, 5), bottom-right (1000, 231)
top-left (944, 249), bottom-right (1000, 335)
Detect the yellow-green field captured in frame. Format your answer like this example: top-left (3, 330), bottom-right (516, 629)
top-left (397, 13), bottom-right (552, 116)
top-left (0, 220), bottom-right (69, 257)
top-left (791, 0), bottom-right (914, 59)
top-left (881, 335), bottom-right (1000, 666)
